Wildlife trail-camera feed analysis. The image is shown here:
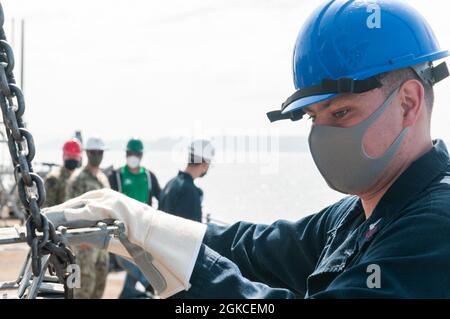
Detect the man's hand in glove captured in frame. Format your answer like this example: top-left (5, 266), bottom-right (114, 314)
top-left (43, 188), bottom-right (207, 298)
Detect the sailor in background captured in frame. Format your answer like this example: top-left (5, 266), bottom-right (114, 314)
top-left (44, 138), bottom-right (82, 207)
top-left (65, 137), bottom-right (110, 299)
top-left (108, 138), bottom-right (161, 208)
top-left (108, 138), bottom-right (161, 298)
top-left (158, 139), bottom-right (215, 222)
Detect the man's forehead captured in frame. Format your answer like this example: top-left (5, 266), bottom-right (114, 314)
top-left (303, 101), bottom-right (330, 113)
top-left (303, 98), bottom-right (334, 113)
top-left (303, 93), bottom-right (361, 113)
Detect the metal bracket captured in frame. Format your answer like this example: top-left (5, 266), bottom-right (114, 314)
top-left (0, 221), bottom-right (125, 299)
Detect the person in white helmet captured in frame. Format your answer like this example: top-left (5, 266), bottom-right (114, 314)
top-left (158, 139), bottom-right (215, 222)
top-left (65, 136), bottom-right (111, 299)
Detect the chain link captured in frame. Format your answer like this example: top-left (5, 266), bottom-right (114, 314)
top-left (0, 3), bottom-right (75, 298)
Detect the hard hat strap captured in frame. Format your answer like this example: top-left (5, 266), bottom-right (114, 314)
top-left (267, 76), bottom-right (382, 123)
top-left (267, 62), bottom-right (450, 123)
top-left (266, 109), bottom-right (305, 122)
top-left (412, 61), bottom-right (449, 86)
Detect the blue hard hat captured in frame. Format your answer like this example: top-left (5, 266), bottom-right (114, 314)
top-left (267, 0), bottom-right (449, 122)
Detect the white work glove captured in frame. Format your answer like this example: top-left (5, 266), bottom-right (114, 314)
top-left (43, 188), bottom-right (207, 298)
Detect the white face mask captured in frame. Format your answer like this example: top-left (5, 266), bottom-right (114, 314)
top-left (126, 156), bottom-right (141, 169)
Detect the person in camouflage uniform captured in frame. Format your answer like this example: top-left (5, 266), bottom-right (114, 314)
top-left (43, 139), bottom-right (82, 207)
top-left (65, 136), bottom-right (110, 299)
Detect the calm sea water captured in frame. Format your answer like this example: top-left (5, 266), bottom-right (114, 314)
top-left (28, 150), bottom-right (345, 225)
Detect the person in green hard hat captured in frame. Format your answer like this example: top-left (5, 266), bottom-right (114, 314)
top-left (107, 138), bottom-right (161, 298)
top-left (108, 138), bottom-right (161, 207)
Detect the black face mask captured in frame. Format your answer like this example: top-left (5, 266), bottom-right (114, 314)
top-left (64, 159), bottom-right (79, 170)
top-left (87, 151), bottom-right (103, 167)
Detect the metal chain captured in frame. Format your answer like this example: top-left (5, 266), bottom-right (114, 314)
top-left (0, 3), bottom-right (75, 298)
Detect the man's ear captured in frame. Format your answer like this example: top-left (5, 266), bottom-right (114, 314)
top-left (400, 79), bottom-right (425, 127)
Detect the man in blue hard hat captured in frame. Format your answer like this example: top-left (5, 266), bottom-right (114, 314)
top-left (45, 0), bottom-right (450, 298)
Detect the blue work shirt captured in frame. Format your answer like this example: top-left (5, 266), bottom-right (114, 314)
top-left (175, 139), bottom-right (450, 298)
top-left (159, 171), bottom-right (203, 222)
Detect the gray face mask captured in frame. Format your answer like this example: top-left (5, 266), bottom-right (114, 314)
top-left (308, 88), bottom-right (409, 194)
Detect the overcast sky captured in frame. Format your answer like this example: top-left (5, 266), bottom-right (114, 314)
top-left (2, 0), bottom-right (450, 147)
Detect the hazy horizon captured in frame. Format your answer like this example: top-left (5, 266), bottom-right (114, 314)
top-left (1, 0), bottom-right (450, 149)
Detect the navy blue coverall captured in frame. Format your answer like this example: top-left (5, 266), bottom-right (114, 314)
top-left (175, 139), bottom-right (450, 298)
top-left (159, 171), bottom-right (203, 222)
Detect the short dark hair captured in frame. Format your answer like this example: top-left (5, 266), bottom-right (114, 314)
top-left (376, 68), bottom-right (434, 113)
